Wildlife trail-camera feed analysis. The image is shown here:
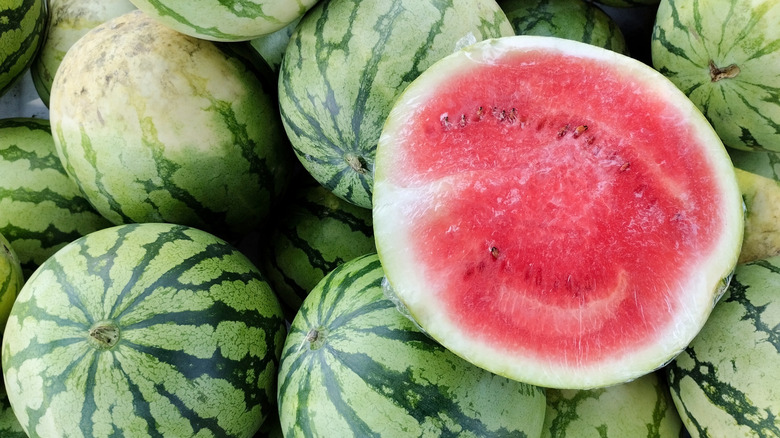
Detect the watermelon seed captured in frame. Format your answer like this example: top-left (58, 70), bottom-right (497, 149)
top-left (573, 125), bottom-right (588, 138)
top-left (557, 124), bottom-right (570, 137)
top-left (619, 162), bottom-right (631, 172)
top-left (492, 106), bottom-right (505, 121)
top-left (506, 108), bottom-right (518, 124)
top-left (475, 106), bottom-right (485, 120)
top-left (708, 60), bottom-right (740, 82)
top-left (459, 114), bottom-right (467, 127)
top-left (441, 114), bottom-right (452, 130)
top-left (490, 246), bottom-right (500, 259)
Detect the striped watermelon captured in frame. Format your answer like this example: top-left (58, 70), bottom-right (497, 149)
top-left (127, 0), bottom-right (318, 42)
top-left (29, 0), bottom-right (137, 107)
top-left (277, 253), bottom-right (547, 437)
top-left (1, 222), bottom-right (287, 437)
top-left (248, 17), bottom-right (301, 73)
top-left (49, 10), bottom-right (294, 241)
top-left (278, 0), bottom-right (515, 209)
top-left (0, 381), bottom-right (25, 438)
top-left (0, 117), bottom-right (112, 276)
top-left (0, 230), bottom-right (23, 332)
top-left (499, 0), bottom-right (628, 54)
top-left (733, 168), bottom-right (780, 264)
top-left (0, 0), bottom-right (46, 97)
top-left (541, 371), bottom-right (682, 437)
top-left (651, 0), bottom-right (780, 152)
top-left (259, 178), bottom-right (375, 318)
top-left (665, 255), bottom-right (780, 437)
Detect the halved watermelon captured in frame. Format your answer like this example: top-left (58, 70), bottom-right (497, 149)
top-left (372, 36), bottom-right (744, 390)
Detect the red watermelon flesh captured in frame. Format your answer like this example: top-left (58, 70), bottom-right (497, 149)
top-left (372, 36), bottom-right (744, 389)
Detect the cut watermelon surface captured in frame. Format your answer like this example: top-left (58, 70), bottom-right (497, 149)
top-left (372, 36), bottom-right (744, 389)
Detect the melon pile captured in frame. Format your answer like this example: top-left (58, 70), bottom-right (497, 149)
top-left (0, 0), bottom-right (778, 437)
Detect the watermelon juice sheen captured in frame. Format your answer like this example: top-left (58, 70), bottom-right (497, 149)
top-left (373, 36), bottom-right (744, 389)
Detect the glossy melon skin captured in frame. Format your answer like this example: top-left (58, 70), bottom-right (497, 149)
top-left (373, 36), bottom-right (744, 389)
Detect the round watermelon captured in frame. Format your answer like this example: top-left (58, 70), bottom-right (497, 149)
top-left (29, 0), bottom-right (137, 107)
top-left (0, 0), bottom-right (46, 97)
top-left (666, 255), bottom-right (780, 437)
top-left (733, 168), bottom-right (780, 264)
top-left (499, 0), bottom-right (628, 55)
top-left (277, 253), bottom-right (547, 437)
top-left (278, 0), bottom-right (515, 209)
top-left (0, 117), bottom-right (112, 276)
top-left (0, 230), bottom-right (23, 332)
top-left (1, 222), bottom-right (287, 437)
top-left (651, 0), bottom-right (780, 152)
top-left (127, 0), bottom-right (318, 42)
top-left (49, 10), bottom-right (294, 241)
top-left (372, 36), bottom-right (744, 389)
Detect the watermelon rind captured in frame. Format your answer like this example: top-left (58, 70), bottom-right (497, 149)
top-left (127, 0), bottom-right (318, 42)
top-left (0, 0), bottom-right (46, 97)
top-left (373, 35), bottom-right (744, 389)
top-left (1, 222), bottom-right (287, 437)
top-left (278, 0), bottom-right (515, 209)
top-left (651, 0), bottom-right (780, 152)
top-left (666, 255), bottom-right (780, 437)
top-left (277, 253), bottom-right (548, 437)
top-left (0, 117), bottom-right (112, 276)
top-left (49, 10), bottom-right (294, 241)
top-left (29, 0), bottom-right (138, 107)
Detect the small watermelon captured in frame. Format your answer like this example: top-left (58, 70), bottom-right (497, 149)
top-left (0, 230), bottom-right (23, 332)
top-left (499, 0), bottom-right (628, 54)
top-left (259, 178), bottom-right (375, 318)
top-left (127, 0), bottom-right (318, 42)
top-left (666, 255), bottom-right (780, 437)
top-left (651, 0), bottom-right (780, 152)
top-left (541, 371), bottom-right (683, 437)
top-left (49, 10), bottom-right (294, 241)
top-left (1, 222), bottom-right (287, 437)
top-left (278, 0), bottom-right (515, 208)
top-left (277, 253), bottom-right (548, 437)
top-left (372, 36), bottom-right (744, 389)
top-left (0, 117), bottom-right (112, 276)
top-left (0, 0), bottom-right (46, 97)
top-left (29, 0), bottom-right (138, 107)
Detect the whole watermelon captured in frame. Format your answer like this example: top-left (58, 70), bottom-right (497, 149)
top-left (1, 222), bottom-right (287, 437)
top-left (49, 10), bottom-right (294, 241)
top-left (0, 230), bottom-right (23, 332)
top-left (278, 0), bottom-right (515, 208)
top-left (277, 253), bottom-right (547, 437)
top-left (0, 0), bottom-right (45, 97)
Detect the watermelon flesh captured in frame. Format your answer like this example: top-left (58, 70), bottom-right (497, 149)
top-left (373, 36), bottom-right (744, 389)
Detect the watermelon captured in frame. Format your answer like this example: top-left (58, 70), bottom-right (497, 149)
top-left (278, 0), bottom-right (515, 209)
top-left (127, 0), bottom-right (318, 42)
top-left (248, 17), bottom-right (301, 73)
top-left (29, 0), bottom-right (137, 107)
top-left (0, 380), bottom-right (25, 438)
top-left (0, 230), bottom-right (23, 332)
top-left (733, 168), bottom-right (780, 264)
top-left (499, 0), bottom-right (628, 55)
top-left (0, 117), bottom-right (112, 276)
top-left (1, 222), bottom-right (287, 437)
top-left (594, 0), bottom-right (659, 8)
top-left (541, 371), bottom-right (682, 437)
top-left (0, 0), bottom-right (46, 97)
top-left (665, 255), bottom-right (780, 437)
top-left (277, 253), bottom-right (548, 437)
top-left (49, 10), bottom-right (294, 241)
top-left (259, 178), bottom-right (375, 318)
top-left (651, 0), bottom-right (780, 152)
top-left (372, 36), bottom-right (744, 389)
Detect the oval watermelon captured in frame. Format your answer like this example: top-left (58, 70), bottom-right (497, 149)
top-left (49, 10), bottom-right (294, 241)
top-left (278, 0), bottom-right (515, 209)
top-left (666, 255), bottom-right (780, 437)
top-left (1, 222), bottom-right (287, 437)
top-left (0, 117), bottom-right (112, 276)
top-left (651, 0), bottom-right (780, 152)
top-left (29, 0), bottom-right (137, 107)
top-left (277, 253), bottom-right (548, 437)
top-left (372, 36), bottom-right (744, 389)
top-left (0, 0), bottom-right (46, 97)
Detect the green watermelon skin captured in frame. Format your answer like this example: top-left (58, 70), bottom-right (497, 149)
top-left (499, 0), bottom-right (628, 55)
top-left (0, 230), bottom-right (23, 333)
top-left (0, 0), bottom-right (46, 97)
top-left (49, 10), bottom-right (294, 241)
top-left (278, 0), bottom-right (515, 209)
top-left (651, 0), bottom-right (780, 152)
top-left (0, 117), bottom-right (112, 276)
top-left (260, 179), bottom-right (375, 318)
top-left (666, 256), bottom-right (780, 437)
top-left (30, 0), bottom-right (138, 107)
top-left (2, 222), bottom-right (287, 438)
top-left (277, 253), bottom-right (547, 437)
top-left (0, 380), bottom-right (25, 438)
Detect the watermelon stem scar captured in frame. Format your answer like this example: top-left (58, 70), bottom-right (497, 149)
top-left (345, 154), bottom-right (369, 175)
top-left (88, 321), bottom-right (120, 349)
top-left (709, 60), bottom-right (741, 82)
top-left (298, 327), bottom-right (328, 351)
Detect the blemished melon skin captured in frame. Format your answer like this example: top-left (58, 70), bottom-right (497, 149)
top-left (373, 35), bottom-right (744, 390)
